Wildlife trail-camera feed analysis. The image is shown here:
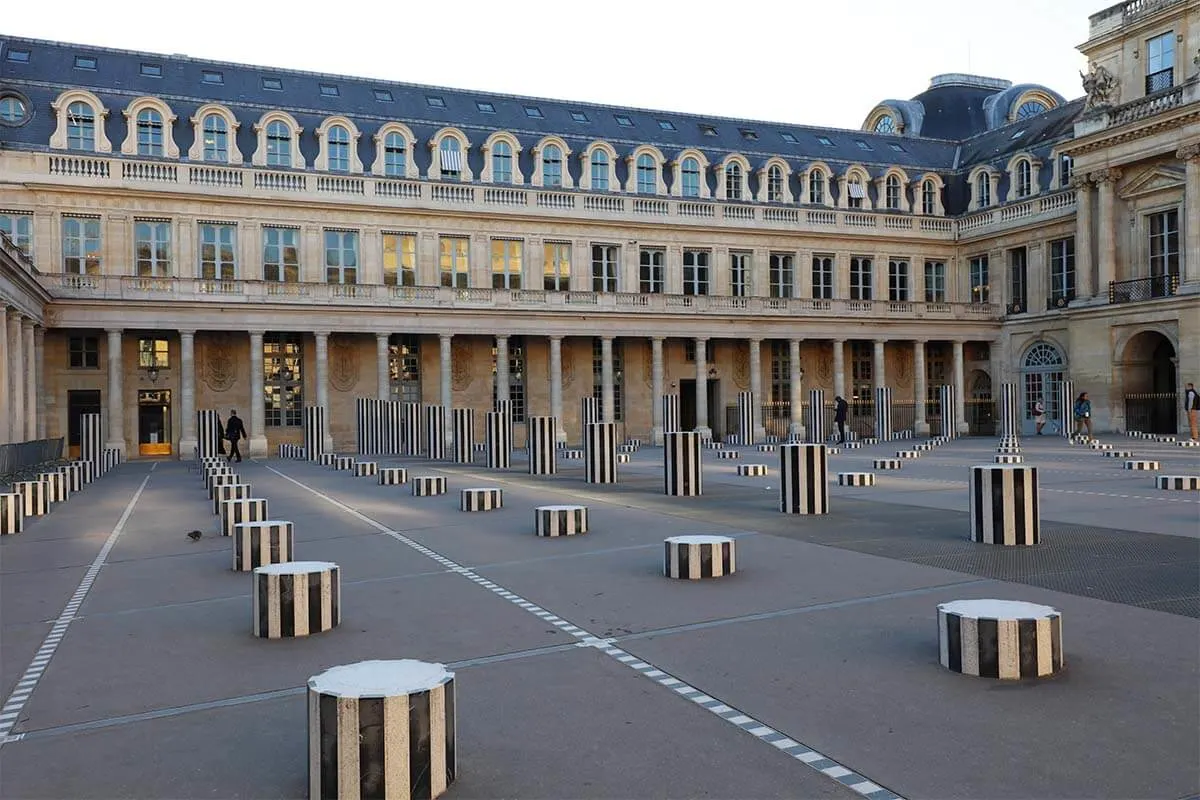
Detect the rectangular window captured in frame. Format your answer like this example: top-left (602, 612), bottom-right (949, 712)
top-left (924, 260), bottom-right (946, 302)
top-left (324, 229), bottom-right (359, 284)
top-left (141, 63), bottom-right (162, 78)
top-left (134, 220), bottom-right (172, 277)
top-left (388, 334), bottom-right (421, 404)
top-left (6, 49), bottom-right (31, 63)
top-left (74, 55), bottom-right (97, 70)
top-left (524, 105), bottom-right (543, 118)
top-left (492, 337), bottom-right (526, 423)
top-left (730, 251), bottom-right (749, 298)
top-left (685, 340), bottom-right (696, 362)
top-left (969, 255), bottom-right (990, 304)
top-left (137, 337), bottom-right (169, 369)
top-left (850, 256), bottom-right (873, 301)
top-left (264, 333), bottom-right (302, 427)
top-left (850, 341), bottom-right (872, 404)
top-left (1008, 247), bottom-right (1027, 311)
top-left (812, 254), bottom-right (833, 300)
top-left (0, 212), bottom-right (33, 256)
top-left (319, 84), bottom-right (339, 97)
top-left (68, 335), bottom-right (99, 369)
top-left (683, 250), bottom-right (710, 296)
top-left (769, 253), bottom-right (793, 298)
top-left (262, 77), bottom-right (283, 90)
top-left (544, 241), bottom-right (570, 291)
top-left (1059, 154), bottom-right (1073, 188)
top-left (491, 239), bottom-right (522, 289)
top-left (592, 244), bottom-right (618, 292)
top-left (639, 248), bottom-right (665, 294)
top-left (383, 233), bottom-right (417, 287)
top-left (476, 101), bottom-right (496, 113)
top-left (888, 259), bottom-right (909, 302)
top-left (202, 70), bottom-right (223, 85)
top-left (592, 338), bottom-right (624, 421)
top-left (925, 347), bottom-right (947, 408)
top-left (263, 227), bottom-right (299, 282)
top-left (571, 111), bottom-right (589, 123)
top-left (62, 216), bottom-right (102, 275)
top-left (374, 89), bottom-right (393, 102)
top-left (770, 340), bottom-right (790, 403)
top-left (1145, 31), bottom-right (1175, 93)
top-left (1149, 209), bottom-right (1180, 279)
top-left (439, 236), bottom-right (469, 289)
top-left (1049, 238), bottom-right (1075, 303)
top-left (198, 223), bottom-right (237, 280)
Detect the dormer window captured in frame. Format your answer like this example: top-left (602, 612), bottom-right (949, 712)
top-left (426, 96), bottom-right (446, 108)
top-left (374, 89), bottom-right (393, 102)
top-left (1016, 100), bottom-right (1047, 119)
top-left (780, 132), bottom-right (798, 144)
top-left (1146, 31), bottom-right (1174, 93)
top-left (847, 178), bottom-right (865, 209)
top-left (202, 114), bottom-right (228, 162)
top-left (319, 84), bottom-right (339, 98)
top-left (884, 175), bottom-right (901, 210)
top-left (635, 153), bottom-right (656, 193)
top-left (262, 77), bottom-right (283, 91)
top-left (681, 157), bottom-right (700, 197)
top-left (542, 144), bottom-right (563, 187)
top-left (817, 136), bottom-right (834, 146)
top-left (266, 120), bottom-right (292, 167)
top-left (977, 174), bottom-right (992, 207)
top-left (492, 141), bottom-right (513, 183)
top-left (767, 165), bottom-right (784, 203)
top-left (1059, 154), bottom-right (1073, 188)
top-left (739, 128), bottom-right (757, 141)
top-left (921, 180), bottom-right (936, 215)
top-left (699, 124), bottom-right (717, 136)
top-left (590, 150), bottom-right (609, 190)
top-left (66, 101), bottom-right (96, 151)
top-left (873, 115), bottom-right (895, 134)
top-left (383, 132), bottom-right (407, 176)
top-left (141, 63), bottom-right (162, 78)
top-left (477, 101), bottom-right (496, 113)
top-left (1016, 160), bottom-right (1032, 198)
top-left (615, 115), bottom-right (634, 127)
top-left (327, 125), bottom-right (350, 172)
top-left (74, 55), bottom-right (97, 70)
top-left (136, 108), bottom-right (164, 157)
top-left (725, 163), bottom-right (743, 200)
top-left (808, 169), bottom-right (825, 204)
top-left (658, 120), bottom-right (676, 131)
top-left (439, 138), bottom-right (462, 180)
top-left (202, 70), bottom-right (223, 85)
top-left (524, 105), bottom-right (544, 118)
top-left (571, 111), bottom-right (589, 123)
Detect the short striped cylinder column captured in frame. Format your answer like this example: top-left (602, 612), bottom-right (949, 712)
top-left (197, 409), bottom-right (220, 459)
top-left (843, 441), bottom-right (863, 449)
top-left (873, 458), bottom-right (902, 470)
top-left (460, 488), bottom-right (502, 512)
top-left (970, 465), bottom-right (1039, 546)
top-left (780, 444), bottom-right (828, 515)
top-left (233, 520), bottom-right (294, 571)
top-left (14, 481), bottom-right (49, 517)
top-left (71, 460), bottom-right (94, 485)
top-left (1177, 440), bottom-right (1200, 448)
top-left (560, 449), bottom-right (584, 459)
top-left (485, 410), bottom-right (511, 469)
top-left (938, 599), bottom-right (1063, 679)
top-left (826, 447), bottom-right (840, 456)
top-left (252, 561), bottom-right (339, 638)
top-left (1058, 379), bottom-right (1075, 440)
top-left (661, 394), bottom-right (680, 434)
top-left (896, 450), bottom-right (920, 459)
top-left (1124, 460), bottom-right (1159, 470)
top-left (319, 453), bottom-right (337, 467)
top-left (527, 416), bottom-right (558, 475)
top-left (278, 444), bottom-right (305, 459)
top-left (0, 493), bottom-right (23, 535)
top-left (996, 446), bottom-right (1021, 454)
top-left (452, 408), bottom-right (475, 464)
top-left (39, 471), bottom-right (70, 503)
top-left (736, 391), bottom-right (754, 447)
top-left (402, 402), bottom-right (423, 456)
top-left (1156, 436), bottom-right (1176, 443)
top-left (805, 389), bottom-right (825, 445)
top-left (585, 422), bottom-right (617, 484)
top-left (103, 448), bottom-right (121, 472)
top-left (379, 467), bottom-right (409, 486)
top-left (663, 535), bottom-right (736, 579)
top-left (208, 473), bottom-right (240, 498)
top-left (57, 463), bottom-right (83, 493)
top-left (1156, 475), bottom-right (1199, 490)
top-left (200, 455), bottom-right (225, 469)
top-left (425, 405), bottom-right (447, 461)
top-left (1103, 450), bottom-right (1134, 458)
top-left (355, 397), bottom-right (381, 456)
top-left (625, 438), bottom-right (642, 449)
top-left (704, 441), bottom-right (723, 450)
top-left (535, 505), bottom-right (588, 537)
top-left (221, 497), bottom-right (268, 537)
top-left (874, 387), bottom-right (893, 442)
top-left (1090, 442), bottom-right (1112, 451)
top-left (756, 444), bottom-right (776, 453)
top-left (914, 443), bottom-right (934, 452)
top-left (663, 431), bottom-right (703, 497)
top-left (861, 437), bottom-right (879, 445)
top-left (412, 476), bottom-right (447, 496)
top-left (716, 450), bottom-right (741, 460)
top-left (307, 660), bottom-right (456, 800)
top-left (354, 461), bottom-right (378, 478)
top-left (335, 456), bottom-right (355, 471)
top-left (938, 384), bottom-right (956, 438)
top-left (737, 464), bottom-right (768, 476)
top-left (80, 412), bottom-right (103, 476)
top-left (617, 443), bottom-right (637, 454)
top-left (213, 482), bottom-right (251, 515)
top-left (304, 406), bottom-right (326, 462)
top-left (838, 472), bottom-right (875, 486)
top-left (204, 464), bottom-right (233, 483)
top-left (994, 454), bottom-right (1024, 464)
top-left (616, 453), bottom-right (631, 464)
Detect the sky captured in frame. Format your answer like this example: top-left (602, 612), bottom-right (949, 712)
top-left (4, 0), bottom-right (1102, 130)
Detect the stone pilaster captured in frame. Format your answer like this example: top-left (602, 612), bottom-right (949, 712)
top-left (248, 331), bottom-right (268, 457)
top-left (651, 336), bottom-right (664, 444)
top-left (695, 337), bottom-right (710, 438)
top-left (105, 328), bottom-right (124, 454)
top-left (914, 339), bottom-right (929, 435)
top-left (179, 329), bottom-right (198, 457)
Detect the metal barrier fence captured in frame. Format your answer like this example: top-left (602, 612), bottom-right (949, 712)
top-left (729, 402), bottom-right (921, 440)
top-left (1124, 392), bottom-right (1178, 435)
top-left (0, 438), bottom-right (67, 485)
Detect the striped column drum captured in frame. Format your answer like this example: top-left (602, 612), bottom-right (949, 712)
top-left (585, 422), bottom-right (617, 484)
top-left (0, 493), bottom-right (23, 535)
top-left (838, 472), bottom-right (875, 486)
top-left (663, 535), bottom-right (736, 579)
top-left (842, 442), bottom-right (863, 449)
top-left (914, 443), bottom-right (934, 451)
top-left (1125, 460), bottom-right (1159, 470)
top-left (805, 389), bottom-right (825, 445)
top-left (617, 443), bottom-right (637, 454)
top-left (535, 505), bottom-right (588, 537)
top-left (616, 453), bottom-right (631, 464)
top-left (485, 410), bottom-right (511, 469)
top-left (1058, 379), bottom-right (1075, 440)
top-left (304, 406), bottom-right (326, 462)
top-left (560, 449), bottom-right (584, 459)
top-left (970, 465), bottom-right (1039, 545)
top-left (874, 387), bottom-right (893, 442)
top-left (356, 397), bottom-right (381, 456)
top-left (938, 599), bottom-right (1063, 679)
top-left (1177, 440), bottom-right (1200, 448)
top-left (39, 471), bottom-right (70, 503)
top-left (938, 385), bottom-right (957, 439)
top-left (1157, 475), bottom-right (1199, 490)
top-left (278, 444), bottom-right (305, 459)
top-left (402, 402), bottom-right (423, 457)
top-left (874, 458), bottom-right (902, 470)
top-left (896, 450), bottom-right (920, 459)
top-left (412, 476), bottom-right (447, 496)
top-left (213, 483), bottom-right (251, 515)
top-left (354, 461), bottom-right (378, 478)
top-left (451, 408), bottom-right (475, 464)
top-left (233, 520), bottom-right (294, 571)
top-left (757, 444), bottom-right (776, 453)
top-left (252, 561), bottom-right (339, 639)
top-left (736, 391), bottom-right (754, 447)
top-left (208, 473), bottom-right (240, 498)
top-left (737, 464), bottom-right (768, 476)
top-left (581, 396), bottom-right (599, 430)
top-left (896, 429), bottom-right (913, 440)
top-left (14, 481), bottom-right (50, 517)
top-left (1089, 441), bottom-right (1113, 451)
top-left (197, 409), bottom-right (220, 459)
top-left (661, 394), bottom-right (680, 434)
top-left (460, 488), bottom-right (502, 512)
top-left (425, 405), bottom-right (447, 461)
top-left (827, 447), bottom-right (840, 455)
top-left (716, 450), bottom-right (740, 459)
top-left (57, 463), bottom-right (83, 493)
top-left (80, 412), bottom-right (103, 475)
top-left (1103, 450), bottom-right (1134, 458)
top-left (494, 399), bottom-right (514, 452)
top-left (663, 431), bottom-right (702, 497)
top-left (307, 660), bottom-right (456, 800)
top-left (335, 456), bottom-right (356, 471)
top-left (103, 448), bottom-right (122, 471)
top-left (999, 382), bottom-right (1019, 440)
top-left (221, 497), bottom-right (268, 537)
top-left (996, 445), bottom-right (1021, 454)
top-left (201, 455), bottom-right (226, 469)
top-left (625, 437), bottom-right (642, 449)
top-left (379, 468), bottom-right (409, 486)
top-left (994, 454), bottom-right (1024, 464)
top-left (780, 444), bottom-right (828, 515)
top-left (704, 441), bottom-right (724, 450)
top-left (378, 399), bottom-right (404, 455)
top-left (320, 453), bottom-right (338, 467)
top-left (1156, 436), bottom-right (1177, 443)
top-left (527, 416), bottom-right (558, 475)
top-left (861, 436), bottom-right (879, 445)
top-left (204, 464), bottom-right (232, 484)
top-left (71, 460), bottom-right (95, 485)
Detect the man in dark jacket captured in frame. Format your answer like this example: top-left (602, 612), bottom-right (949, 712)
top-left (834, 395), bottom-right (849, 444)
top-left (225, 409), bottom-right (246, 463)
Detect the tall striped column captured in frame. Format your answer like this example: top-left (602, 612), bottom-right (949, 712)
top-left (1058, 379), bottom-right (1074, 439)
top-left (585, 422), bottom-right (617, 484)
top-left (303, 406), bottom-right (326, 462)
top-left (661, 394), bottom-right (680, 434)
top-left (663, 431), bottom-right (702, 496)
top-left (581, 396), bottom-right (599, 440)
top-left (452, 408), bottom-right (475, 464)
top-left (780, 443), bottom-right (828, 514)
top-left (938, 384), bottom-right (957, 439)
top-left (402, 402), bottom-right (423, 456)
top-left (425, 404), bottom-right (446, 460)
top-left (736, 391), bottom-right (754, 447)
top-left (80, 412), bottom-right (103, 475)
top-left (999, 382), bottom-right (1019, 439)
top-left (806, 389), bottom-right (825, 444)
top-left (970, 465), bottom-right (1039, 545)
top-left (355, 397), bottom-right (380, 455)
top-left (527, 415), bottom-right (557, 475)
top-left (494, 399), bottom-right (513, 458)
top-left (485, 410), bottom-right (511, 469)
top-left (874, 387), bottom-right (893, 442)
top-left (196, 409), bottom-right (220, 459)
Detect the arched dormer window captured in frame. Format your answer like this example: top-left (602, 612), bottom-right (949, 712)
top-left (885, 174), bottom-right (902, 210)
top-left (682, 157), bottom-right (701, 197)
top-left (188, 104), bottom-right (242, 164)
top-left (627, 146), bottom-right (665, 194)
top-left (1008, 89), bottom-right (1058, 122)
top-left (670, 149), bottom-right (710, 198)
top-left (533, 137), bottom-right (572, 188)
top-left (493, 141), bottom-right (513, 183)
top-left (267, 121), bottom-right (292, 167)
top-left (875, 168), bottom-right (909, 212)
top-left (766, 164), bottom-right (784, 203)
top-left (756, 158), bottom-right (792, 204)
top-left (968, 166), bottom-right (998, 211)
top-left (68, 101), bottom-right (95, 151)
top-left (916, 174), bottom-right (945, 216)
top-left (591, 150), bottom-right (610, 190)
top-left (384, 132), bottom-right (408, 176)
top-left (480, 132), bottom-right (523, 184)
top-left (429, 128), bottom-right (473, 181)
top-left (328, 125), bottom-right (350, 171)
top-left (580, 142), bottom-right (616, 191)
top-left (724, 162), bottom-right (744, 200)
top-left (252, 111), bottom-right (304, 169)
top-left (980, 178), bottom-right (991, 207)
top-left (841, 167), bottom-right (872, 210)
top-left (202, 115), bottom-right (228, 161)
top-left (120, 97), bottom-right (178, 158)
top-left (636, 153), bottom-right (657, 194)
top-left (440, 138), bottom-right (462, 180)
top-left (873, 115), bottom-right (896, 134)
top-left (1006, 154), bottom-right (1040, 202)
top-left (543, 144), bottom-right (562, 187)
top-left (806, 166), bottom-right (829, 205)
top-left (1016, 159), bottom-right (1032, 197)
top-left (862, 104), bottom-right (905, 136)
top-left (50, 90), bottom-right (112, 153)
top-left (371, 122), bottom-right (418, 179)
top-left (315, 117), bottom-right (362, 173)
top-left (136, 108), bottom-right (164, 157)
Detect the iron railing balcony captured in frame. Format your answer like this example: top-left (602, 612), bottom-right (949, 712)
top-left (1108, 273), bottom-right (1179, 304)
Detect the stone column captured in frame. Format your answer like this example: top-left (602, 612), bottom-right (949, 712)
top-left (873, 339), bottom-right (887, 391)
top-left (600, 336), bottom-right (615, 422)
top-left (23, 319), bottom-right (35, 441)
top-left (314, 331), bottom-right (332, 451)
top-left (952, 339), bottom-right (968, 434)
top-left (376, 333), bottom-right (390, 402)
top-left (179, 329), bottom-right (198, 457)
top-left (1072, 176), bottom-right (1094, 300)
top-left (8, 313), bottom-right (24, 443)
top-left (248, 331), bottom-right (268, 457)
top-left (1093, 169), bottom-right (1120, 296)
top-left (749, 338), bottom-right (765, 441)
top-left (549, 335), bottom-right (566, 443)
top-left (495, 335), bottom-right (510, 404)
top-left (1179, 145), bottom-right (1200, 286)
top-left (34, 324), bottom-right (45, 439)
top-left (0, 306), bottom-right (8, 444)
top-left (914, 339), bottom-right (929, 435)
top-left (832, 338), bottom-right (846, 398)
top-left (105, 328), bottom-right (124, 454)
top-left (788, 338), bottom-right (804, 437)
top-left (439, 333), bottom-right (453, 446)
top-left (695, 337), bottom-right (710, 438)
top-left (651, 336), bottom-right (664, 445)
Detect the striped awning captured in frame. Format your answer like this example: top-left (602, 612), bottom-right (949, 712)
top-left (848, 182), bottom-right (866, 199)
top-left (440, 147), bottom-right (462, 172)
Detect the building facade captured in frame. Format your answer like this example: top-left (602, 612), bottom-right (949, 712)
top-left (0, 0), bottom-right (1196, 458)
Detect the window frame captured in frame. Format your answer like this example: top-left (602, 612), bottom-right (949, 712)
top-left (382, 232), bottom-right (417, 287)
top-left (62, 215), bottom-right (102, 275)
top-left (439, 236), bottom-right (470, 289)
top-left (887, 258), bottom-right (910, 302)
top-left (198, 222), bottom-right (237, 281)
top-left (264, 333), bottom-right (303, 427)
top-left (543, 241), bottom-right (570, 291)
top-left (924, 260), bottom-right (946, 303)
top-left (490, 238), bottom-right (523, 290)
top-left (639, 247), bottom-right (665, 294)
top-left (68, 334), bottom-right (100, 369)
top-left (768, 252), bottom-right (794, 299)
top-left (1049, 238), bottom-right (1075, 302)
top-left (591, 244), bottom-right (619, 293)
top-left (729, 251), bottom-right (749, 298)
top-left (849, 256), bottom-right (873, 301)
top-left (262, 226), bottom-right (300, 283)
top-left (969, 255), bottom-right (990, 304)
top-left (682, 249), bottom-right (710, 296)
top-left (0, 212), bottom-right (33, 256)
top-left (134, 219), bottom-right (172, 278)
top-left (811, 254), bottom-right (833, 300)
top-left (1148, 208), bottom-right (1180, 278)
top-left (66, 101), bottom-right (96, 151)
top-left (137, 337), bottom-right (170, 369)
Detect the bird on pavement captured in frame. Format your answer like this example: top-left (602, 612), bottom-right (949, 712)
top-left (187, 530), bottom-right (202, 541)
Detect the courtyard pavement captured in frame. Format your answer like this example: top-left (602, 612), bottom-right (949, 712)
top-left (1, 433), bottom-right (1197, 799)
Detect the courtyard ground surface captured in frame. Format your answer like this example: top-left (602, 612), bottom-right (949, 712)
top-left (1, 434), bottom-right (1198, 799)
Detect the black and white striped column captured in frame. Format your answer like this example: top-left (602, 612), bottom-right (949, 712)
top-left (412, 476), bottom-right (447, 496)
top-left (736, 391), bottom-right (754, 447)
top-left (252, 561), bottom-right (339, 638)
top-left (220, 497), bottom-right (268, 537)
top-left (0, 493), bottom-right (23, 535)
top-left (354, 461), bottom-right (378, 477)
top-left (80, 412), bottom-right (103, 476)
top-left (304, 406), bottom-right (326, 462)
top-left (57, 463), bottom-right (83, 493)
top-left (663, 431), bottom-right (702, 496)
top-left (805, 389), bottom-right (825, 445)
top-left (452, 408), bottom-right (475, 464)
top-left (213, 482), bottom-right (251, 515)
top-left (999, 382), bottom-right (1019, 440)
top-left (874, 387), bottom-right (893, 442)
top-left (838, 472), bottom-right (875, 486)
top-left (663, 535), bottom-right (736, 579)
top-left (581, 396), bottom-right (599, 432)
top-left (527, 416), bottom-right (558, 475)
top-left (14, 481), bottom-right (49, 517)
top-left (661, 394), bottom-right (680, 434)
top-left (585, 422), bottom-right (617, 484)
top-left (485, 410), bottom-right (511, 469)
top-left (1157, 475), bottom-right (1199, 490)
top-left (403, 402), bottom-right (423, 456)
top-left (970, 465), bottom-right (1039, 545)
top-left (71, 460), bottom-right (94, 485)
top-left (425, 405), bottom-right (446, 461)
top-left (208, 473), bottom-right (239, 498)
top-left (39, 471), bottom-right (70, 504)
top-left (1058, 379), bottom-right (1074, 440)
top-left (494, 399), bottom-right (514, 454)
top-left (334, 456), bottom-right (355, 471)
top-left (535, 505), bottom-right (588, 536)
top-left (307, 659), bottom-right (456, 800)
top-left (379, 467), bottom-right (408, 486)
top-left (356, 397), bottom-right (381, 455)
top-left (938, 384), bottom-right (957, 439)
top-left (938, 599), bottom-right (1063, 679)
top-left (197, 409), bottom-right (220, 459)
top-left (461, 487), bottom-right (502, 511)
top-left (780, 443), bottom-right (828, 514)
top-left (103, 448), bottom-right (121, 472)
top-left (738, 464), bottom-right (768, 476)
top-left (233, 520), bottom-right (294, 571)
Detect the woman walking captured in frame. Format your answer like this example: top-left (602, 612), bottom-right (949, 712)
top-left (1073, 392), bottom-right (1092, 439)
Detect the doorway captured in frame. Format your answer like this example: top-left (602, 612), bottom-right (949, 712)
top-left (1121, 330), bottom-right (1177, 434)
top-left (67, 389), bottom-right (102, 459)
top-left (138, 389), bottom-right (172, 456)
top-left (679, 379), bottom-right (720, 433)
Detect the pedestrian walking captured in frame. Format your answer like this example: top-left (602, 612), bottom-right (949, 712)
top-left (1034, 399), bottom-right (1046, 435)
top-left (1073, 392), bottom-right (1092, 439)
top-left (215, 414), bottom-right (226, 457)
top-left (225, 409), bottom-right (246, 463)
top-left (1185, 382), bottom-right (1199, 441)
top-left (834, 395), bottom-right (849, 444)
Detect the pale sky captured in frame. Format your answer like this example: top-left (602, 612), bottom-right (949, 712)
top-left (5, 0), bottom-right (1102, 130)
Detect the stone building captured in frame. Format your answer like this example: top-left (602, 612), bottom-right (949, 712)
top-left (0, 0), bottom-right (1196, 458)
